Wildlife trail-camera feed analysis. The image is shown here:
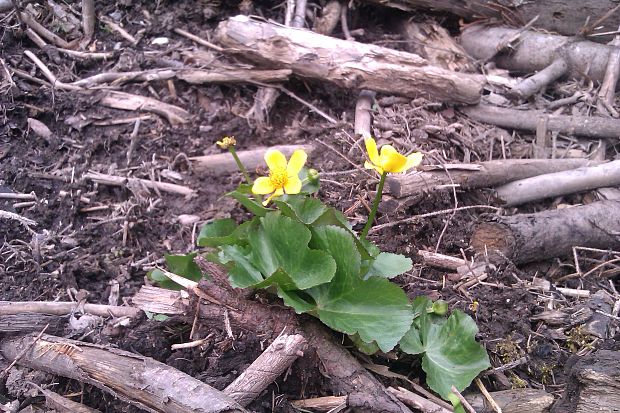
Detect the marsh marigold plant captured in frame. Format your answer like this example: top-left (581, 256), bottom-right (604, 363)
top-left (364, 137), bottom-right (423, 175)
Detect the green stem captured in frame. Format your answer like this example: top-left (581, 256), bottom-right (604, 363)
top-left (229, 147), bottom-right (252, 184)
top-left (360, 171), bottom-right (387, 241)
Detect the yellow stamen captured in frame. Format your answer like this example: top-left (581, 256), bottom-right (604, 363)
top-left (269, 167), bottom-right (289, 188)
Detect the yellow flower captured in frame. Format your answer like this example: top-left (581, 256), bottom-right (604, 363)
top-left (216, 136), bottom-right (236, 149)
top-left (252, 149), bottom-right (307, 205)
top-left (364, 137), bottom-right (423, 174)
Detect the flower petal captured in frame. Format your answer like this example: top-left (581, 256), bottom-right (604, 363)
top-left (365, 138), bottom-right (380, 166)
top-left (379, 145), bottom-right (407, 173)
top-left (402, 152), bottom-right (424, 172)
top-left (263, 188), bottom-right (285, 206)
top-left (264, 149), bottom-right (287, 171)
top-left (287, 149), bottom-right (307, 175)
top-left (252, 177), bottom-right (276, 195)
top-left (364, 160), bottom-right (383, 174)
top-left (284, 175), bottom-right (302, 194)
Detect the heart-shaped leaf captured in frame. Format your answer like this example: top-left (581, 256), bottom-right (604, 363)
top-left (400, 296), bottom-right (490, 400)
top-left (307, 226), bottom-right (413, 352)
top-left (197, 219), bottom-right (250, 247)
top-left (248, 212), bottom-right (336, 290)
top-left (228, 187), bottom-right (269, 217)
top-left (364, 252), bottom-right (412, 279)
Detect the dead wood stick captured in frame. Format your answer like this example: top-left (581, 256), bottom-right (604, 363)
top-left (0, 325), bottom-right (48, 381)
top-left (23, 50), bottom-right (83, 91)
top-left (81, 0), bottom-right (95, 43)
top-left (494, 160), bottom-right (620, 206)
top-left (461, 25), bottom-right (620, 85)
top-left (190, 144), bottom-right (315, 176)
top-left (599, 27), bottom-right (620, 110)
top-left (387, 159), bottom-right (599, 198)
top-left (0, 333), bottom-right (246, 413)
top-left (0, 209), bottom-right (37, 227)
top-left (312, 1), bottom-right (342, 35)
top-left (470, 200), bottom-right (620, 264)
top-left (215, 15), bottom-right (484, 104)
top-left (223, 333), bottom-right (307, 406)
top-left (459, 104), bottom-right (620, 139)
top-left (0, 301), bottom-right (142, 318)
top-left (511, 58), bottom-right (567, 99)
top-left (29, 383), bottom-right (103, 413)
top-left (84, 171), bottom-right (196, 196)
top-left (72, 68), bottom-right (291, 88)
top-left (388, 386), bottom-right (452, 413)
top-left (418, 250), bottom-right (467, 271)
top-left (173, 27), bottom-right (224, 52)
top-left (131, 286), bottom-right (188, 315)
top-left (0, 313), bottom-right (65, 335)
top-left (291, 396), bottom-right (347, 412)
top-left (19, 11), bottom-right (69, 48)
top-left (100, 90), bottom-right (190, 125)
top-left (465, 388), bottom-right (553, 413)
top-left (354, 90), bottom-right (375, 138)
top-left (360, 0), bottom-right (620, 39)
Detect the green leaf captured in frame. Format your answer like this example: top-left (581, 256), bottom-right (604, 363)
top-left (197, 218), bottom-right (248, 247)
top-left (400, 298), bottom-right (490, 400)
top-left (219, 245), bottom-right (263, 288)
top-left (248, 212), bottom-right (337, 290)
top-left (148, 253), bottom-right (203, 289)
top-left (276, 288), bottom-right (316, 314)
top-left (228, 189), bottom-right (269, 217)
top-left (307, 226), bottom-right (413, 352)
top-left (275, 195), bottom-right (328, 224)
top-left (349, 333), bottom-right (380, 355)
top-left (364, 252), bottom-right (412, 279)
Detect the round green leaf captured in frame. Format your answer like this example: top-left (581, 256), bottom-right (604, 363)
top-left (364, 252), bottom-right (412, 279)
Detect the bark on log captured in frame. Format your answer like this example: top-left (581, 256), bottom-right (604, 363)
top-left (0, 333), bottom-right (246, 413)
top-left (0, 313), bottom-right (66, 335)
top-left (470, 200), bottom-right (620, 264)
top-left (361, 0), bottom-right (620, 39)
top-left (461, 26), bottom-right (620, 84)
top-left (387, 159), bottom-right (599, 198)
top-left (466, 388), bottom-right (554, 413)
top-left (459, 104), bottom-right (620, 139)
top-left (214, 15), bottom-right (484, 104)
top-left (552, 350), bottom-right (620, 413)
top-left (494, 160), bottom-right (620, 206)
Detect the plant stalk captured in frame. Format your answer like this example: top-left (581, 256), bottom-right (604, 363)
top-left (360, 172), bottom-right (387, 241)
top-left (229, 147), bottom-right (252, 184)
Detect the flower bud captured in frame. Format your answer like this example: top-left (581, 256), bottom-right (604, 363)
top-left (216, 136), bottom-right (236, 149)
top-left (307, 168), bottom-right (320, 183)
top-left (431, 300), bottom-right (448, 316)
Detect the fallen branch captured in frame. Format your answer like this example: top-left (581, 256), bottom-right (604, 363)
top-left (362, 0), bottom-right (620, 39)
top-left (387, 159), bottom-right (598, 198)
top-left (494, 160), bottom-right (620, 206)
top-left (34, 385), bottom-right (103, 413)
top-left (459, 104), bottom-right (620, 139)
top-left (388, 386), bottom-right (452, 413)
top-left (470, 200), bottom-right (620, 264)
top-left (190, 144), bottom-right (315, 176)
top-left (84, 171), bottom-right (196, 197)
top-left (461, 25), bottom-right (620, 85)
top-left (223, 333), bottom-right (307, 406)
top-left (291, 396), bottom-right (347, 412)
top-left (215, 15), bottom-right (484, 104)
top-left (0, 210), bottom-right (37, 227)
top-left (0, 333), bottom-right (246, 413)
top-left (0, 301), bottom-right (142, 319)
top-left (99, 90), bottom-right (190, 126)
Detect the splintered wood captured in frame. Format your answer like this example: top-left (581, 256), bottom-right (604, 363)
top-left (215, 15), bottom-right (484, 104)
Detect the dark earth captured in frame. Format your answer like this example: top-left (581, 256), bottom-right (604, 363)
top-left (2, 0), bottom-right (620, 412)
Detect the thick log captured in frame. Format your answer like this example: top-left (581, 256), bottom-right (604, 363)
top-left (387, 159), bottom-right (599, 198)
top-left (459, 105), bottom-right (620, 139)
top-left (495, 160), bottom-right (620, 206)
top-left (214, 15), bottom-right (484, 104)
top-left (470, 200), bottom-right (620, 264)
top-left (0, 333), bottom-right (246, 413)
top-left (461, 26), bottom-right (620, 84)
top-left (362, 0), bottom-right (620, 39)
top-left (552, 350), bottom-right (620, 413)
top-left (466, 388), bottom-right (554, 413)
top-left (0, 313), bottom-right (66, 335)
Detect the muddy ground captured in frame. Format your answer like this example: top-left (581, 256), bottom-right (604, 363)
top-left (1, 1), bottom-right (619, 412)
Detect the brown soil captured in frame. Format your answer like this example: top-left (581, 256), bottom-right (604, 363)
top-left (1, 1), bottom-right (619, 412)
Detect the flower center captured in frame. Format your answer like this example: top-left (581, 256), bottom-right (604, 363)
top-left (269, 167), bottom-right (288, 188)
